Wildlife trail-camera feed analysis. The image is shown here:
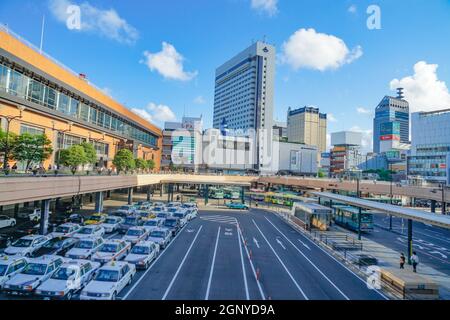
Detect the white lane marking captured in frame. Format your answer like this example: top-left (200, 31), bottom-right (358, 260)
top-left (276, 237), bottom-right (286, 250)
top-left (429, 251), bottom-right (448, 259)
top-left (297, 239), bottom-right (311, 251)
top-left (237, 223), bottom-right (250, 300)
top-left (265, 217), bottom-right (349, 300)
top-left (253, 237), bottom-right (260, 249)
top-left (268, 212), bottom-right (389, 300)
top-left (205, 226), bottom-right (221, 300)
top-left (162, 225), bottom-right (203, 300)
top-left (237, 223), bottom-right (265, 300)
top-left (122, 224), bottom-right (189, 300)
top-left (252, 219), bottom-right (309, 300)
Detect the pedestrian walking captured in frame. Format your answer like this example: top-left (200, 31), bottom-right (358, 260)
top-left (399, 253), bottom-right (406, 269)
top-left (411, 252), bottom-right (419, 273)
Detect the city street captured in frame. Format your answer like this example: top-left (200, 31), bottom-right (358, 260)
top-left (121, 209), bottom-right (386, 300)
top-left (370, 214), bottom-right (450, 275)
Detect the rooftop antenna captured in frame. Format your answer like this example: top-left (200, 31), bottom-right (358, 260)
top-left (39, 15), bottom-right (45, 54)
top-left (396, 88), bottom-right (405, 100)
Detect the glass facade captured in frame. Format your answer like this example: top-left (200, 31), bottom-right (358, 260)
top-left (0, 61), bottom-right (158, 147)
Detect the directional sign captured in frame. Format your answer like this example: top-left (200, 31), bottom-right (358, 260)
top-left (276, 237), bottom-right (286, 250)
top-left (253, 237), bottom-right (260, 249)
top-left (297, 239), bottom-right (311, 250)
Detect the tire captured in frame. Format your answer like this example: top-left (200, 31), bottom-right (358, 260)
top-left (10, 221), bottom-right (16, 227)
top-left (111, 292), bottom-right (117, 300)
top-left (66, 291), bottom-right (72, 300)
top-left (127, 277), bottom-right (132, 286)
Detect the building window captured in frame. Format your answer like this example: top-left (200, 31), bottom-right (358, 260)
top-left (20, 124), bottom-right (44, 136)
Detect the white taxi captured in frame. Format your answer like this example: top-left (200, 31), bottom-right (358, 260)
top-left (122, 227), bottom-right (149, 245)
top-left (3, 235), bottom-right (50, 257)
top-left (65, 237), bottom-right (104, 260)
top-left (91, 239), bottom-right (131, 264)
top-left (101, 216), bottom-right (124, 233)
top-left (80, 261), bottom-right (136, 300)
top-left (35, 259), bottom-right (101, 300)
top-left (142, 218), bottom-right (165, 233)
top-left (2, 255), bottom-right (64, 295)
top-left (124, 241), bottom-right (159, 269)
top-left (0, 255), bottom-right (28, 289)
top-left (50, 223), bottom-right (81, 237)
top-left (73, 225), bottom-right (105, 239)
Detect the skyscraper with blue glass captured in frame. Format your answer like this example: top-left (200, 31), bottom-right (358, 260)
top-left (373, 89), bottom-right (410, 154)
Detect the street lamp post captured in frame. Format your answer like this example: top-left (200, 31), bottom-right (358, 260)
top-left (389, 163), bottom-right (393, 230)
top-left (2, 106), bottom-right (25, 170)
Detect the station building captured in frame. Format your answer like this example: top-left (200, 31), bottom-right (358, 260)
top-left (0, 26), bottom-right (162, 171)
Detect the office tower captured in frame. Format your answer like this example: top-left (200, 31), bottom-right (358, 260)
top-left (373, 88), bottom-right (410, 153)
top-left (330, 131), bottom-right (363, 176)
top-left (286, 106), bottom-right (327, 153)
top-left (213, 41), bottom-right (275, 131)
top-left (408, 109), bottom-right (450, 184)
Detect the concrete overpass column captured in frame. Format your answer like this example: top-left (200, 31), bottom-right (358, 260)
top-left (160, 184), bottom-right (163, 197)
top-left (407, 219), bottom-right (413, 265)
top-left (241, 186), bottom-right (245, 204)
top-left (168, 184), bottom-right (174, 202)
top-left (106, 190), bottom-right (111, 199)
top-left (431, 200), bottom-right (436, 213)
top-left (95, 192), bottom-right (104, 213)
top-left (39, 199), bottom-right (51, 235)
top-left (442, 202), bottom-right (447, 215)
top-left (147, 186), bottom-right (151, 201)
top-left (127, 188), bottom-right (133, 205)
top-left (204, 185), bottom-right (209, 205)
top-left (14, 203), bottom-right (19, 219)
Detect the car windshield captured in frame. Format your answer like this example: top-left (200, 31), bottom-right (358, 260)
top-left (75, 240), bottom-right (94, 249)
top-left (126, 229), bottom-right (143, 237)
top-left (43, 238), bottom-right (64, 249)
top-left (0, 265), bottom-right (7, 276)
top-left (165, 220), bottom-right (177, 227)
top-left (77, 228), bottom-right (94, 235)
top-left (144, 220), bottom-right (157, 226)
top-left (51, 267), bottom-right (76, 280)
top-left (55, 226), bottom-right (71, 233)
top-left (131, 246), bottom-right (150, 255)
top-left (157, 213), bottom-right (167, 218)
top-left (22, 263), bottom-right (47, 275)
top-left (168, 208), bottom-right (177, 213)
top-left (152, 207), bottom-right (162, 212)
top-left (173, 213), bottom-right (184, 219)
top-left (105, 218), bottom-right (118, 224)
top-left (150, 231), bottom-right (165, 238)
top-left (88, 216), bottom-right (102, 221)
top-left (12, 238), bottom-right (33, 247)
top-left (124, 218), bottom-right (137, 225)
top-left (120, 206), bottom-right (131, 211)
top-left (99, 244), bottom-right (118, 253)
top-left (94, 269), bottom-right (119, 282)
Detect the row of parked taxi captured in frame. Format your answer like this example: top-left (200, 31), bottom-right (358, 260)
top-left (0, 201), bottom-right (198, 300)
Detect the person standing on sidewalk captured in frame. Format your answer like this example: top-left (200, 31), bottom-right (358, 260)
top-left (411, 252), bottom-right (419, 273)
top-left (400, 253), bottom-right (406, 269)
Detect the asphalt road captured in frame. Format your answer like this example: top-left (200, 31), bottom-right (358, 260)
top-left (121, 209), bottom-right (387, 300)
top-left (369, 214), bottom-right (450, 275)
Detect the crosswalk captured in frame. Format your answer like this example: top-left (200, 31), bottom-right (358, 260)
top-left (200, 215), bottom-right (238, 225)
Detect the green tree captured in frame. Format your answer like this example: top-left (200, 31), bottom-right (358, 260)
top-left (59, 145), bottom-right (87, 175)
top-left (113, 149), bottom-right (135, 173)
top-left (135, 158), bottom-right (147, 173)
top-left (0, 129), bottom-right (18, 168)
top-left (11, 133), bottom-right (53, 171)
top-left (80, 142), bottom-right (97, 167)
top-left (147, 159), bottom-right (155, 172)
top-left (318, 171), bottom-right (326, 178)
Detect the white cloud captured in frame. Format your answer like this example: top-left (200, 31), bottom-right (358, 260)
top-left (131, 102), bottom-right (176, 125)
top-left (281, 28), bottom-right (363, 71)
top-left (49, 0), bottom-right (139, 44)
top-left (350, 126), bottom-right (373, 152)
top-left (194, 96), bottom-right (206, 104)
top-left (356, 107), bottom-right (372, 115)
top-left (390, 61), bottom-right (450, 113)
top-left (348, 5), bottom-right (357, 14)
top-left (251, 0), bottom-right (278, 16)
top-left (142, 42), bottom-right (198, 81)
top-left (328, 113), bottom-right (338, 122)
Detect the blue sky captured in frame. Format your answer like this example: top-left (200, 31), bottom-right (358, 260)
top-left (1, 0), bottom-right (450, 151)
